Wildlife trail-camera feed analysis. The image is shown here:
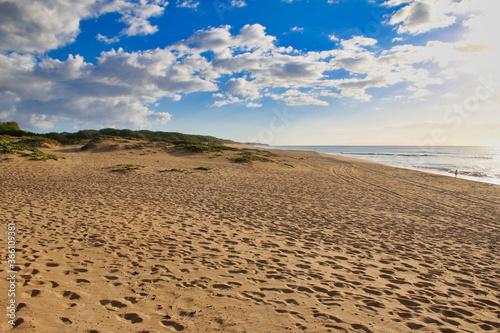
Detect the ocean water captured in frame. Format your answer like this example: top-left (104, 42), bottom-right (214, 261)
top-left (272, 146), bottom-right (500, 185)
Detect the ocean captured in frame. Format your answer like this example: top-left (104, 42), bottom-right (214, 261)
top-left (271, 146), bottom-right (500, 185)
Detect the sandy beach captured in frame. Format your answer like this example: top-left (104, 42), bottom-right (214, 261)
top-left (1, 141), bottom-right (499, 332)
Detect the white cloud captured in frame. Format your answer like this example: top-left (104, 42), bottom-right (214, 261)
top-left (408, 87), bottom-right (431, 99)
top-left (176, 25), bottom-right (233, 52)
top-left (96, 33), bottom-right (120, 44)
top-left (281, 90), bottom-right (330, 106)
top-left (111, 0), bottom-right (168, 37)
top-left (0, 0), bottom-right (168, 53)
top-left (441, 92), bottom-right (458, 99)
top-left (387, 0), bottom-right (457, 35)
top-left (231, 0), bottom-right (247, 7)
top-left (212, 95), bottom-right (242, 107)
top-left (291, 27), bottom-right (304, 33)
top-left (0, 0), bottom-right (94, 52)
top-left (382, 0), bottom-right (412, 6)
top-left (329, 34), bottom-right (339, 41)
top-left (225, 78), bottom-right (261, 100)
top-left (176, 0), bottom-right (200, 9)
top-left (246, 102), bottom-right (261, 108)
top-left (0, 47), bottom-right (215, 129)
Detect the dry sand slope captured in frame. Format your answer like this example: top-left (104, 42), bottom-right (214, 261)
top-left (1, 144), bottom-right (499, 332)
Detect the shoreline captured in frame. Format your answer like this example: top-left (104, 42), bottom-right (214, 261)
top-left (270, 145), bottom-right (500, 186)
top-left (321, 152), bottom-right (500, 186)
top-left (1, 143), bottom-right (499, 332)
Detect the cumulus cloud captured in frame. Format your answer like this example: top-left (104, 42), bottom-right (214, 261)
top-left (96, 33), bottom-right (120, 44)
top-left (281, 90), bottom-right (330, 106)
top-left (176, 0), bottom-right (200, 9)
top-left (0, 47), bottom-right (214, 129)
top-left (0, 0), bottom-right (168, 53)
top-left (225, 78), bottom-right (261, 100)
top-left (246, 102), bottom-right (261, 108)
top-left (113, 0), bottom-right (168, 36)
top-left (386, 0), bottom-right (457, 35)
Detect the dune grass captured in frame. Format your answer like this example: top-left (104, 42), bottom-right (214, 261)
top-left (111, 164), bottom-right (146, 173)
top-left (195, 166), bottom-right (213, 171)
top-left (159, 168), bottom-right (189, 173)
top-left (233, 151), bottom-right (274, 163)
top-left (0, 142), bottom-right (60, 161)
top-left (15, 136), bottom-right (63, 147)
top-left (124, 143), bottom-right (145, 150)
top-left (173, 142), bottom-right (238, 153)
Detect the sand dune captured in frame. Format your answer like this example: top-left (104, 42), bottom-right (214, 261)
top-left (1, 144), bottom-right (499, 332)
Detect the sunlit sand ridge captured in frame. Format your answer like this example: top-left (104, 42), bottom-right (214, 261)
top-left (1, 142), bottom-right (499, 332)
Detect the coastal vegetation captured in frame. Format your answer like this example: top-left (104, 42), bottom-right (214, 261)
top-left (173, 142), bottom-right (238, 153)
top-left (0, 122), bottom-right (233, 146)
top-left (194, 166), bottom-right (213, 171)
top-left (0, 122), bottom-right (282, 165)
top-left (0, 122), bottom-right (28, 137)
top-left (159, 168), bottom-right (189, 173)
top-left (111, 164), bottom-right (146, 173)
top-left (234, 151), bottom-right (274, 163)
top-left (1, 141), bottom-right (60, 161)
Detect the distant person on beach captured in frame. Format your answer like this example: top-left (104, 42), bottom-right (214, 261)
top-left (455, 169), bottom-right (458, 178)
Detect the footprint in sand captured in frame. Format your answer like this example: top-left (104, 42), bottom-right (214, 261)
top-left (212, 283), bottom-right (232, 290)
top-left (121, 313), bottom-right (143, 324)
top-left (104, 275), bottom-right (119, 281)
top-left (100, 299), bottom-right (128, 309)
top-left (62, 291), bottom-right (80, 300)
top-left (161, 320), bottom-right (185, 331)
top-left (30, 290), bottom-right (41, 297)
top-left (124, 296), bottom-right (139, 304)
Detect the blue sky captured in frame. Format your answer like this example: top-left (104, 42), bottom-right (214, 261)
top-left (0, 0), bottom-right (499, 145)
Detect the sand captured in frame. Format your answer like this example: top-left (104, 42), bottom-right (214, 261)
top-left (1, 142), bottom-right (499, 332)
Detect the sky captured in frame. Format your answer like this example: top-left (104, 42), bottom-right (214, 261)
top-left (0, 0), bottom-right (499, 145)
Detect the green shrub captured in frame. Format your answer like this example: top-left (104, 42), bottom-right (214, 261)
top-left (173, 141), bottom-right (239, 153)
top-left (124, 144), bottom-right (145, 150)
top-left (0, 122), bottom-right (30, 136)
top-left (0, 142), bottom-right (59, 161)
top-left (16, 136), bottom-right (63, 147)
top-left (159, 168), bottom-right (188, 173)
top-left (233, 151), bottom-right (274, 163)
top-left (111, 164), bottom-right (146, 173)
top-left (81, 135), bottom-right (122, 150)
top-left (195, 166), bottom-right (212, 171)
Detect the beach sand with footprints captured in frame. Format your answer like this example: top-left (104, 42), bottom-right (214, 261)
top-left (1, 141), bottom-right (499, 332)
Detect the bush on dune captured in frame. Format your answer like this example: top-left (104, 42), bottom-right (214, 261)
top-left (15, 136), bottom-right (63, 147)
top-left (233, 151), bottom-right (274, 163)
top-left (0, 122), bottom-right (32, 137)
top-left (173, 142), bottom-right (238, 153)
top-left (1, 142), bottom-right (60, 161)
